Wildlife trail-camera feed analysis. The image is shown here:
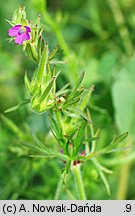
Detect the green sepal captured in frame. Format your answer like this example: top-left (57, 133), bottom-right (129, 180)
top-left (24, 72), bottom-right (31, 93)
top-left (41, 38), bottom-right (45, 53)
top-left (49, 45), bottom-right (59, 60)
top-left (37, 36), bottom-right (42, 61)
top-left (25, 44), bottom-right (37, 62)
top-left (39, 78), bottom-right (55, 103)
top-left (37, 43), bottom-right (49, 84)
top-left (12, 6), bottom-right (27, 24)
top-left (30, 69), bottom-right (40, 95)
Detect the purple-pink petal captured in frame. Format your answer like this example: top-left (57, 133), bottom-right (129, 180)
top-left (8, 25), bottom-right (21, 37)
top-left (8, 25), bottom-right (31, 45)
top-left (24, 26), bottom-right (31, 33)
top-left (24, 32), bottom-right (30, 40)
top-left (15, 34), bottom-right (25, 45)
top-left (15, 32), bottom-right (30, 45)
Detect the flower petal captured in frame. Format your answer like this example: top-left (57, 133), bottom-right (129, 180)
top-left (15, 34), bottom-right (25, 45)
top-left (15, 32), bottom-right (30, 45)
top-left (24, 26), bottom-right (31, 33)
top-left (8, 25), bottom-right (21, 37)
top-left (24, 32), bottom-right (30, 40)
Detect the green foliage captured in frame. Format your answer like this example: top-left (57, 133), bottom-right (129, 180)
top-left (112, 58), bottom-right (135, 133)
top-left (0, 0), bottom-right (135, 200)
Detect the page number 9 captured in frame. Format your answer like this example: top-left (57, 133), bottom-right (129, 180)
top-left (125, 204), bottom-right (131, 212)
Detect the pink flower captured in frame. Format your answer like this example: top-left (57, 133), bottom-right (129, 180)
top-left (8, 25), bottom-right (31, 45)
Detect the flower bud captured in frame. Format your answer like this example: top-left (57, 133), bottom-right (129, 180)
top-left (12, 6), bottom-right (27, 25)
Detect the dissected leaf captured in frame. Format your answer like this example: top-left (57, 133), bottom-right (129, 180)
top-left (49, 116), bottom-right (63, 141)
top-left (92, 158), bottom-right (111, 195)
top-left (4, 99), bottom-right (30, 113)
top-left (68, 71), bottom-right (85, 100)
top-left (111, 132), bottom-right (128, 146)
top-left (74, 121), bottom-right (86, 155)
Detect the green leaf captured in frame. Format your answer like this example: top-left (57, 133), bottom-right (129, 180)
top-left (32, 134), bottom-right (51, 154)
top-left (64, 98), bottom-right (80, 109)
top-left (50, 60), bottom-right (65, 65)
top-left (4, 99), bottom-right (30, 113)
top-left (68, 71), bottom-right (85, 100)
top-left (111, 132), bottom-right (128, 146)
top-left (1, 114), bottom-right (24, 138)
top-left (74, 121), bottom-right (86, 155)
top-left (112, 58), bottom-right (135, 132)
top-left (97, 52), bottom-right (118, 82)
top-left (56, 83), bottom-right (70, 97)
top-left (105, 146), bottom-right (131, 154)
top-left (79, 88), bottom-right (93, 111)
top-left (49, 116), bottom-right (63, 142)
top-left (30, 153), bottom-right (69, 161)
top-left (66, 107), bottom-right (93, 123)
top-left (92, 158), bottom-right (111, 195)
top-left (83, 136), bottom-right (100, 143)
top-left (23, 141), bottom-right (49, 155)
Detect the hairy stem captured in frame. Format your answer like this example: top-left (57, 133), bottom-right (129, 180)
top-left (72, 164), bottom-right (86, 200)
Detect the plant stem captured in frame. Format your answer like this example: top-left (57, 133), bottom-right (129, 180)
top-left (72, 164), bottom-right (86, 200)
top-left (117, 161), bottom-right (130, 199)
top-left (85, 126), bottom-right (90, 154)
top-left (117, 136), bottom-right (132, 199)
top-left (54, 173), bottom-right (65, 200)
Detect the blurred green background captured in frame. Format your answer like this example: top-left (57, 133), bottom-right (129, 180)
top-left (0, 0), bottom-right (135, 199)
